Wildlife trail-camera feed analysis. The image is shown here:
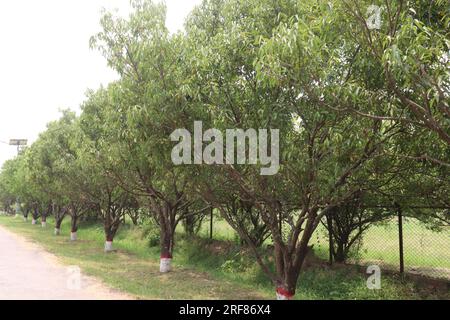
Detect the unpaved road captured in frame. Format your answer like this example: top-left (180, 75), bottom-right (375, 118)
top-left (0, 225), bottom-right (132, 300)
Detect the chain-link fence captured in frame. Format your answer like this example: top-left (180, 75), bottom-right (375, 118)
top-left (355, 217), bottom-right (449, 280)
top-left (313, 214), bottom-right (450, 281)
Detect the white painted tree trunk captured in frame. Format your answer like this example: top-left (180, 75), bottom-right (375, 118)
top-left (23, 216), bottom-right (27, 222)
top-left (70, 232), bottom-right (77, 241)
top-left (32, 219), bottom-right (37, 225)
top-left (160, 258), bottom-right (172, 273)
top-left (54, 228), bottom-right (61, 235)
top-left (41, 221), bottom-right (47, 228)
top-left (104, 241), bottom-right (113, 252)
top-left (276, 288), bottom-right (294, 300)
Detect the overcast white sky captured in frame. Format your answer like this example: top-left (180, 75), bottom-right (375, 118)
top-left (0, 0), bottom-right (202, 167)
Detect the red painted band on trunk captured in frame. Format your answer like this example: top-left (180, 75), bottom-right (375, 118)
top-left (160, 254), bottom-right (172, 259)
top-left (276, 287), bottom-right (294, 298)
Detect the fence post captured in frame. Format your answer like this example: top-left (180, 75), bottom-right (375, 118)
top-left (327, 214), bottom-right (334, 265)
top-left (210, 207), bottom-right (214, 240)
top-left (397, 204), bottom-right (405, 274)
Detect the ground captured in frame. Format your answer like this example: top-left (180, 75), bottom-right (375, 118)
top-left (0, 214), bottom-right (448, 300)
top-left (0, 224), bottom-right (130, 300)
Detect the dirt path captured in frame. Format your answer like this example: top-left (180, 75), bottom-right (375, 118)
top-left (0, 225), bottom-right (132, 300)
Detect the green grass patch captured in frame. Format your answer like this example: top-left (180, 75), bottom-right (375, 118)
top-left (311, 219), bottom-right (450, 275)
top-left (197, 217), bottom-right (450, 272)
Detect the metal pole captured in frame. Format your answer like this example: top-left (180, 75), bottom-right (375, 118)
top-left (397, 204), bottom-right (404, 274)
top-left (327, 214), bottom-right (334, 265)
top-left (209, 208), bottom-right (213, 240)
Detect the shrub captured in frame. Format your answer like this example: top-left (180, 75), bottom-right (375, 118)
top-left (141, 219), bottom-right (160, 248)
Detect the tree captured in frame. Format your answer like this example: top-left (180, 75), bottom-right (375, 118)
top-left (325, 192), bottom-right (390, 263)
top-left (329, 0), bottom-right (449, 166)
top-left (183, 0), bottom-right (406, 299)
top-left (90, 0), bottom-right (205, 270)
top-left (0, 159), bottom-right (21, 215)
top-left (77, 90), bottom-right (135, 252)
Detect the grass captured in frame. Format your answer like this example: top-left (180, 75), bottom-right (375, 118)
top-left (0, 214), bottom-right (448, 300)
top-left (198, 216), bottom-right (450, 274)
top-left (310, 219), bottom-right (450, 279)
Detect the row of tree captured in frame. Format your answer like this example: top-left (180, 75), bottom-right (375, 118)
top-left (0, 0), bottom-right (448, 299)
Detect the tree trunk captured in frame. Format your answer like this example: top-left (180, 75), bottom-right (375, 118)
top-left (55, 219), bottom-right (63, 230)
top-left (334, 244), bottom-right (347, 263)
top-left (23, 209), bottom-right (29, 222)
top-left (274, 211), bottom-right (318, 300)
top-left (70, 214), bottom-right (78, 241)
top-left (131, 216), bottom-right (139, 226)
top-left (103, 207), bottom-right (121, 253)
top-left (160, 221), bottom-right (174, 273)
top-left (275, 254), bottom-right (307, 300)
top-left (70, 215), bottom-right (78, 232)
top-left (55, 215), bottom-right (64, 236)
top-left (128, 210), bottom-right (139, 226)
top-left (184, 211), bottom-right (195, 236)
top-left (104, 225), bottom-right (119, 252)
top-left (160, 229), bottom-right (173, 272)
top-left (32, 206), bottom-right (39, 224)
top-left (41, 215), bottom-right (47, 228)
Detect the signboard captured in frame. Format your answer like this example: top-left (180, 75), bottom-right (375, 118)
top-left (9, 139), bottom-right (28, 146)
